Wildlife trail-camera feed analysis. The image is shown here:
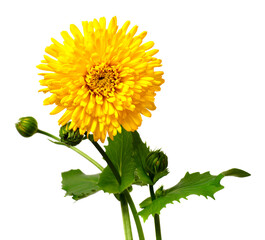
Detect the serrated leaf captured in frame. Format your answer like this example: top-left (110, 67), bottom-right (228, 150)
top-left (139, 197), bottom-right (152, 209)
top-left (62, 169), bottom-right (101, 200)
top-left (98, 128), bottom-right (136, 193)
top-left (138, 168), bottom-right (250, 221)
top-left (131, 131), bottom-right (153, 185)
top-left (139, 186), bottom-right (165, 209)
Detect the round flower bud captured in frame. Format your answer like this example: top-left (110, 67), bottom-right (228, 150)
top-left (144, 150), bottom-right (168, 176)
top-left (16, 116), bottom-right (38, 137)
top-left (59, 122), bottom-right (84, 146)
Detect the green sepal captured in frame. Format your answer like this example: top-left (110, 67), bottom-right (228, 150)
top-left (139, 168), bottom-right (250, 221)
top-left (59, 122), bottom-right (84, 146)
top-left (62, 169), bottom-right (101, 200)
top-left (48, 139), bottom-right (66, 146)
top-left (153, 169), bottom-right (169, 184)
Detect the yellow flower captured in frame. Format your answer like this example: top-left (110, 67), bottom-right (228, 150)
top-left (37, 17), bottom-right (164, 142)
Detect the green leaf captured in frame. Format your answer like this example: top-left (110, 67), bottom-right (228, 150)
top-left (62, 169), bottom-right (101, 200)
top-left (98, 166), bottom-right (120, 193)
top-left (153, 169), bottom-right (169, 184)
top-left (139, 196), bottom-right (152, 209)
top-left (222, 168), bottom-right (251, 177)
top-left (139, 186), bottom-right (166, 209)
top-left (98, 128), bottom-right (136, 193)
top-left (139, 168), bottom-right (250, 221)
top-left (131, 131), bottom-right (153, 185)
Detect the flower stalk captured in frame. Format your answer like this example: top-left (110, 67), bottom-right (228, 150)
top-left (37, 129), bottom-right (104, 171)
top-left (124, 190), bottom-right (145, 240)
top-left (88, 136), bottom-right (145, 240)
top-left (89, 137), bottom-right (121, 183)
top-left (120, 194), bottom-right (133, 240)
top-left (149, 184), bottom-right (162, 240)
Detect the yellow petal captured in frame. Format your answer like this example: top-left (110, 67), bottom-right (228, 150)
top-left (141, 108), bottom-right (152, 117)
top-left (50, 106), bottom-right (65, 115)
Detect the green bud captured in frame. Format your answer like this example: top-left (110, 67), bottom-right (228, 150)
top-left (155, 186), bottom-right (166, 197)
top-left (144, 149), bottom-right (168, 176)
top-left (59, 122), bottom-right (84, 146)
top-left (16, 116), bottom-right (38, 137)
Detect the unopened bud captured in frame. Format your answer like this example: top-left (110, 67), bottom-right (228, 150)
top-left (144, 150), bottom-right (168, 176)
top-left (16, 117), bottom-right (38, 137)
top-left (59, 122), bottom-right (84, 146)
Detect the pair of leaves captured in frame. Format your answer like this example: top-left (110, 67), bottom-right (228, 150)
top-left (61, 167), bottom-right (250, 223)
top-left (60, 129), bottom-right (250, 224)
top-left (138, 168), bottom-right (250, 221)
top-left (97, 129), bottom-right (153, 194)
top-left (62, 128), bottom-right (152, 199)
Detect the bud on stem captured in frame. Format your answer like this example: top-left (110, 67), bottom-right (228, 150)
top-left (59, 122), bottom-right (84, 146)
top-left (144, 149), bottom-right (168, 177)
top-left (16, 117), bottom-right (38, 137)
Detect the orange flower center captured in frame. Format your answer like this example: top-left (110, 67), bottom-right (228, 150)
top-left (85, 64), bottom-right (120, 97)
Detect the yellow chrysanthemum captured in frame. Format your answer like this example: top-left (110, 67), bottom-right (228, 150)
top-left (38, 17), bottom-right (164, 142)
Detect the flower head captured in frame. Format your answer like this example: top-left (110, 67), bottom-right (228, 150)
top-left (38, 17), bottom-right (164, 142)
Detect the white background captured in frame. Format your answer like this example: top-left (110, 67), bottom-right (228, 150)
top-left (1, 0), bottom-right (264, 239)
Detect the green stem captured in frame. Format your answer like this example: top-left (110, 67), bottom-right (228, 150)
top-left (89, 138), bottom-right (121, 183)
top-left (88, 137), bottom-right (145, 240)
top-left (37, 129), bottom-right (60, 141)
top-left (124, 190), bottom-right (145, 240)
top-left (69, 146), bottom-right (104, 171)
top-left (149, 185), bottom-right (162, 240)
top-left (120, 193), bottom-right (133, 240)
top-left (37, 129), bottom-right (104, 171)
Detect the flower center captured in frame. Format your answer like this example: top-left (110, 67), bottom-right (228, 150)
top-left (85, 64), bottom-right (120, 97)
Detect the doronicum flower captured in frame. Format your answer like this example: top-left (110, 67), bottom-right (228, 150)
top-left (38, 17), bottom-right (164, 142)
top-left (16, 117), bottom-right (38, 137)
